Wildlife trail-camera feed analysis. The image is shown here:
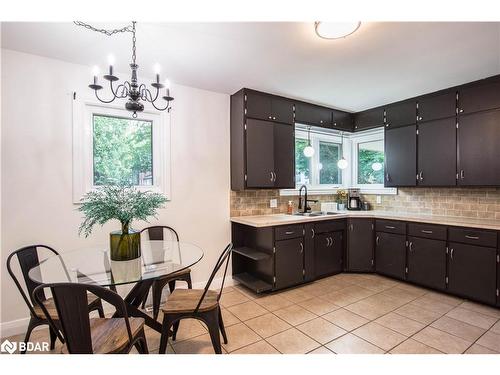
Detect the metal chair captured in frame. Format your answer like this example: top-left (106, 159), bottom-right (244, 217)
top-left (34, 282), bottom-right (148, 354)
top-left (140, 226), bottom-right (192, 320)
top-left (159, 243), bottom-right (233, 354)
top-left (7, 245), bottom-right (104, 353)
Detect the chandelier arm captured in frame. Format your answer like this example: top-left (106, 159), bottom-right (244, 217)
top-left (110, 80), bottom-right (127, 98)
top-left (149, 99), bottom-right (171, 112)
top-left (94, 88), bottom-right (117, 104)
top-left (145, 85), bottom-right (160, 103)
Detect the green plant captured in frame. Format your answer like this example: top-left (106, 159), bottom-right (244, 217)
top-left (78, 183), bottom-right (167, 237)
top-left (336, 189), bottom-right (348, 204)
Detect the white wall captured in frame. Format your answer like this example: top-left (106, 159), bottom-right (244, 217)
top-left (0, 49), bottom-right (231, 335)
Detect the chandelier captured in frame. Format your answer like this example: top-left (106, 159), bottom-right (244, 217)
top-left (74, 21), bottom-right (174, 118)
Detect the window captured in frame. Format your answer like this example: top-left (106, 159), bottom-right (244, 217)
top-left (93, 115), bottom-right (153, 186)
top-left (283, 126), bottom-right (395, 196)
top-left (294, 129), bottom-right (343, 188)
top-left (72, 99), bottom-right (170, 203)
top-left (357, 139), bottom-right (384, 185)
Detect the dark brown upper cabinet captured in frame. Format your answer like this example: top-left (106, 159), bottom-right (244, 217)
top-left (245, 90), bottom-right (294, 124)
top-left (417, 91), bottom-right (457, 122)
top-left (417, 118), bottom-right (457, 186)
top-left (385, 125), bottom-right (417, 187)
top-left (385, 100), bottom-right (417, 128)
top-left (353, 107), bottom-right (384, 131)
top-left (457, 109), bottom-right (500, 186)
top-left (245, 119), bottom-right (294, 189)
top-left (295, 102), bottom-right (332, 127)
top-left (458, 78), bottom-right (500, 115)
top-left (331, 109), bottom-right (354, 131)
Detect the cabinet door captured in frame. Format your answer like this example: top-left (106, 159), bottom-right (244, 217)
top-left (375, 232), bottom-right (406, 280)
top-left (385, 125), bottom-right (417, 187)
top-left (448, 242), bottom-right (497, 305)
top-left (407, 237), bottom-right (446, 290)
top-left (271, 97), bottom-right (294, 124)
top-left (497, 251), bottom-right (500, 307)
top-left (353, 108), bottom-right (384, 131)
top-left (275, 237), bottom-right (304, 289)
top-left (385, 101), bottom-right (416, 128)
top-left (332, 110), bottom-right (353, 131)
top-left (314, 231), bottom-right (343, 278)
top-left (417, 118), bottom-right (456, 186)
top-left (459, 79), bottom-right (500, 115)
top-left (417, 91), bottom-right (456, 122)
top-left (245, 119), bottom-right (275, 188)
top-left (295, 102), bottom-right (331, 127)
top-left (246, 91), bottom-right (272, 121)
top-left (347, 219), bottom-right (374, 272)
top-left (458, 110), bottom-right (500, 186)
top-left (273, 122), bottom-right (295, 188)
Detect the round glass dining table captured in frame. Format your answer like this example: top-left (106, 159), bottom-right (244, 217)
top-left (28, 240), bottom-right (204, 332)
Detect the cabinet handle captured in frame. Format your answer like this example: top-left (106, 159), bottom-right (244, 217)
top-left (320, 120), bottom-right (323, 124)
top-left (418, 116), bottom-right (423, 121)
top-left (268, 115), bottom-right (272, 119)
top-left (330, 237), bottom-right (334, 246)
top-left (421, 229), bottom-right (433, 234)
top-left (349, 224), bottom-right (353, 231)
top-left (285, 231), bottom-right (295, 235)
top-left (409, 241), bottom-right (414, 252)
top-left (299, 242), bottom-right (304, 253)
top-left (459, 109), bottom-right (464, 113)
top-left (272, 116), bottom-right (276, 120)
top-left (465, 235), bottom-right (479, 240)
top-left (460, 170), bottom-right (465, 180)
top-left (450, 248), bottom-right (454, 260)
top-left (385, 173), bottom-right (390, 181)
top-left (385, 225), bottom-right (396, 229)
top-left (376, 236), bottom-right (379, 245)
top-left (326, 237), bottom-right (331, 247)
top-left (270, 172), bottom-right (274, 182)
top-left (311, 228), bottom-right (315, 239)
top-left (272, 172), bottom-right (277, 182)
top-left (419, 171), bottom-right (423, 181)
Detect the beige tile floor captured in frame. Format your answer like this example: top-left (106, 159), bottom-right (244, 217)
top-left (3, 273), bottom-right (500, 354)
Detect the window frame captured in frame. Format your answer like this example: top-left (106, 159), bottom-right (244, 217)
top-left (281, 126), bottom-right (396, 196)
top-left (72, 97), bottom-right (171, 203)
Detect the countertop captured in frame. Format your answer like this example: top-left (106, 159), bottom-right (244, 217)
top-left (230, 210), bottom-right (500, 230)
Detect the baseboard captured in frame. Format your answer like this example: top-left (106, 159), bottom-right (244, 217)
top-left (0, 276), bottom-right (238, 338)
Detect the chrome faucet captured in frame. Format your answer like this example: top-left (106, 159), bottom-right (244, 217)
top-left (297, 185), bottom-right (318, 213)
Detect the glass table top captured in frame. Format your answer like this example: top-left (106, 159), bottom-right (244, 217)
top-left (28, 240), bottom-right (204, 287)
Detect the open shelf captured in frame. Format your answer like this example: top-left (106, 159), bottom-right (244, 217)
top-left (233, 272), bottom-right (273, 293)
top-left (233, 246), bottom-right (270, 261)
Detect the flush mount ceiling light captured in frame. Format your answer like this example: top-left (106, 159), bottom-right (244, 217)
top-left (314, 22), bottom-right (361, 40)
top-left (75, 21), bottom-right (174, 118)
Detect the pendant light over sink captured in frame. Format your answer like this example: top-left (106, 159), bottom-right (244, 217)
top-left (303, 126), bottom-right (315, 158)
top-left (337, 131), bottom-right (348, 170)
top-left (314, 22), bottom-right (361, 40)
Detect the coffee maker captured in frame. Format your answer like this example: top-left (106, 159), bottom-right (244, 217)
top-left (347, 188), bottom-right (362, 210)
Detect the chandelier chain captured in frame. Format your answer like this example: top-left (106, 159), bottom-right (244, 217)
top-left (73, 21), bottom-right (134, 36)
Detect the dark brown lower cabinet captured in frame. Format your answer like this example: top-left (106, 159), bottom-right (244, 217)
top-left (314, 231), bottom-right (343, 278)
top-left (447, 242), bottom-right (497, 305)
top-left (375, 232), bottom-right (406, 280)
top-left (497, 251), bottom-right (500, 307)
top-left (407, 237), bottom-right (446, 290)
top-left (347, 219), bottom-right (374, 272)
top-left (274, 237), bottom-right (304, 289)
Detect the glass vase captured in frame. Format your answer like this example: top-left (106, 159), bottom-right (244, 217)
top-left (110, 230), bottom-right (141, 261)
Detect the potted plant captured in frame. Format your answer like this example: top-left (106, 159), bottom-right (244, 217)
top-left (78, 184), bottom-right (167, 261)
top-left (336, 189), bottom-right (348, 211)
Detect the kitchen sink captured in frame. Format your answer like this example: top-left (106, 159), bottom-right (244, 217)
top-left (293, 211), bottom-right (340, 217)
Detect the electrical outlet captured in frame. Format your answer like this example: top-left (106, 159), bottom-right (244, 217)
top-left (376, 195), bottom-right (382, 204)
top-left (270, 199), bottom-right (278, 208)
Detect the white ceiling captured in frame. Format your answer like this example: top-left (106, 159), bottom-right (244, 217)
top-left (2, 22), bottom-right (500, 112)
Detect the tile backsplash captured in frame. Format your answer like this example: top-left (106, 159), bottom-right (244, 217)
top-left (230, 188), bottom-right (500, 220)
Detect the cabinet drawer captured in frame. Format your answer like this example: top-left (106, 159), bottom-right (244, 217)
top-left (448, 227), bottom-right (497, 247)
top-left (408, 223), bottom-right (447, 240)
top-left (275, 224), bottom-right (304, 240)
top-left (375, 219), bottom-right (406, 234)
top-left (314, 220), bottom-right (346, 234)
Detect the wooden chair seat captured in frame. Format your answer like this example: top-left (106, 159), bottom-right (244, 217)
top-left (61, 318), bottom-right (145, 354)
top-left (162, 289), bottom-right (219, 314)
top-left (34, 293), bottom-right (100, 319)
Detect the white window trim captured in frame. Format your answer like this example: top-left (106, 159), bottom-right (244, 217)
top-left (72, 95), bottom-right (171, 203)
top-left (281, 126), bottom-right (396, 196)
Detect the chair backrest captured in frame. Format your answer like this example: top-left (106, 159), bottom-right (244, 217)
top-left (140, 225), bottom-right (179, 242)
top-left (195, 243), bottom-right (233, 312)
top-left (33, 283), bottom-right (133, 354)
top-left (6, 245), bottom-right (59, 317)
